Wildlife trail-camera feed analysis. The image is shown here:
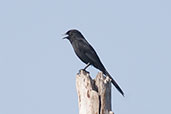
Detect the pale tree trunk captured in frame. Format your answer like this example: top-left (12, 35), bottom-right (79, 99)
top-left (76, 70), bottom-right (114, 114)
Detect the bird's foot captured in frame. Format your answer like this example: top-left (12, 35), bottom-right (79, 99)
top-left (79, 69), bottom-right (89, 74)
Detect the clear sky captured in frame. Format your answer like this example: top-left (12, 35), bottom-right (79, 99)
top-left (0, 0), bottom-right (171, 114)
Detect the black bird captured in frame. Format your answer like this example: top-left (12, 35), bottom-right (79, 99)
top-left (63, 29), bottom-right (124, 96)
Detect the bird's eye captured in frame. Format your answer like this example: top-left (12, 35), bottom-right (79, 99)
top-left (69, 32), bottom-right (73, 36)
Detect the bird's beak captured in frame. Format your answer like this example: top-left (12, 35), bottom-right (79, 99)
top-left (62, 33), bottom-right (69, 39)
top-left (63, 36), bottom-right (68, 39)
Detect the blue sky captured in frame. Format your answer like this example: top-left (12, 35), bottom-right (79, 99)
top-left (0, 0), bottom-right (171, 114)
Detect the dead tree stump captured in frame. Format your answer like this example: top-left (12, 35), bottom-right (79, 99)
top-left (76, 70), bottom-right (114, 114)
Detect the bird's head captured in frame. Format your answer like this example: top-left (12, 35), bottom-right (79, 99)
top-left (63, 29), bottom-right (84, 41)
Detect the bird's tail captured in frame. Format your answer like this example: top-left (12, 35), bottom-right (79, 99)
top-left (105, 71), bottom-right (124, 96)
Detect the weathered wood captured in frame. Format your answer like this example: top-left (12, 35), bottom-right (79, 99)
top-left (76, 70), bottom-right (114, 114)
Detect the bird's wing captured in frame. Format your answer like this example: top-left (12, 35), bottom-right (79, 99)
top-left (78, 39), bottom-right (98, 60)
top-left (77, 39), bottom-right (105, 70)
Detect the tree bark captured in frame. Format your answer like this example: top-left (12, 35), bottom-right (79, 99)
top-left (76, 70), bottom-right (114, 114)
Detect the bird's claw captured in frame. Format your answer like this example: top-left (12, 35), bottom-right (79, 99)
top-left (79, 69), bottom-right (89, 74)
